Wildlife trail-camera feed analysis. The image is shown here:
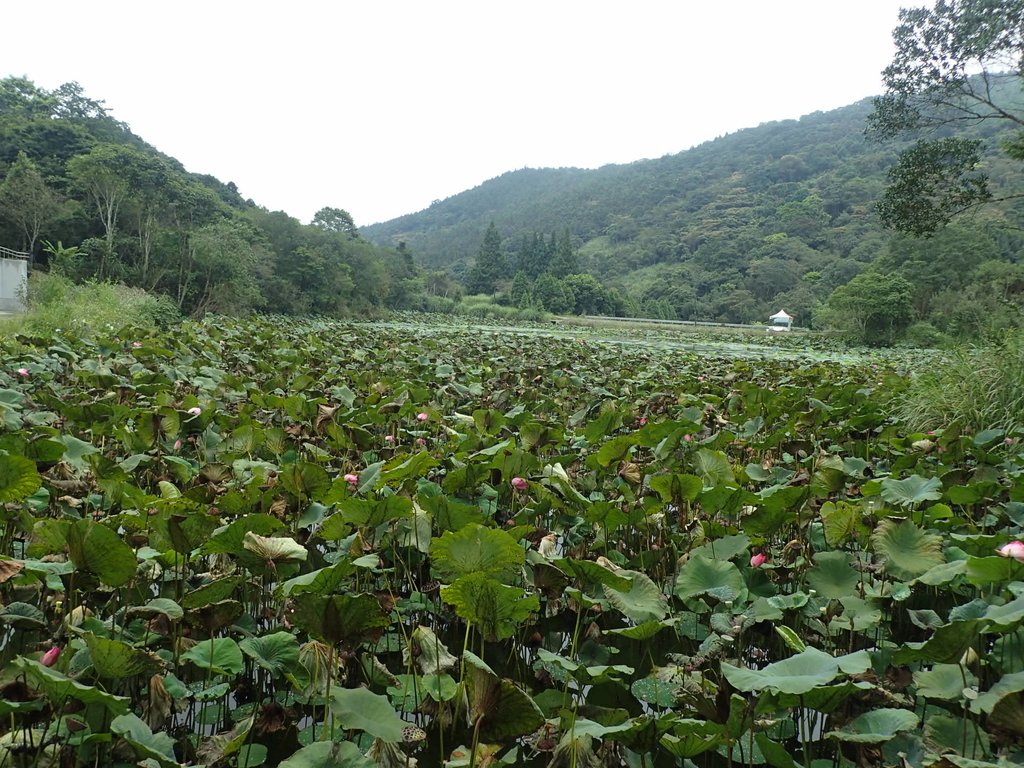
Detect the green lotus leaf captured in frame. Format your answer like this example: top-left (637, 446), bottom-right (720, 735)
top-left (806, 550), bottom-right (860, 598)
top-left (722, 646), bottom-right (854, 695)
top-left (66, 519), bottom-right (137, 587)
top-left (110, 712), bottom-right (181, 767)
top-left (659, 719), bottom-right (724, 758)
top-left (278, 561), bottom-right (356, 597)
top-left (278, 741), bottom-right (373, 768)
top-left (431, 523), bottom-right (524, 581)
top-left (181, 637), bottom-right (244, 676)
top-left (692, 448), bottom-right (735, 486)
top-left (820, 501), bottom-right (861, 547)
top-left (242, 531), bottom-right (308, 562)
top-left (914, 663), bottom-right (979, 701)
top-left (923, 712), bottom-right (989, 759)
top-left (555, 558), bottom-right (631, 591)
top-left (0, 601), bottom-right (47, 630)
top-left (203, 514), bottom-right (285, 556)
top-left (180, 576), bottom-right (244, 609)
top-left (880, 475), bottom-right (942, 508)
top-left (872, 518), bottom-right (944, 580)
top-left (463, 650), bottom-right (545, 742)
top-left (329, 685), bottom-right (406, 742)
top-left (84, 632), bottom-right (163, 680)
top-left (826, 707), bottom-right (919, 743)
top-left (381, 450), bottom-right (439, 485)
top-left (603, 569), bottom-right (668, 623)
top-left (675, 554), bottom-right (746, 603)
top-left (441, 573), bottom-right (539, 641)
top-left (13, 658), bottom-right (130, 714)
top-left (280, 461), bottom-right (331, 500)
top-left (688, 533), bottom-right (751, 563)
top-left (127, 598), bottom-right (184, 622)
top-left (239, 631), bottom-right (301, 678)
top-left (290, 593), bottom-right (389, 648)
top-left (0, 454), bottom-right (41, 502)
top-left (649, 473), bottom-right (703, 504)
top-left (631, 676), bottom-right (679, 708)
top-left (607, 617), bottom-right (678, 640)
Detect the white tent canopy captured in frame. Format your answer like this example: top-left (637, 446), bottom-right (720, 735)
top-left (768, 310), bottom-right (793, 329)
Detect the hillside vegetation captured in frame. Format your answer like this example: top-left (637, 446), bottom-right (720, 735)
top-left (364, 96), bottom-right (1024, 339)
top-left (0, 78), bottom-right (422, 318)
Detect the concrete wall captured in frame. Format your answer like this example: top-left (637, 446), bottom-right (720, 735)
top-left (0, 258), bottom-right (27, 312)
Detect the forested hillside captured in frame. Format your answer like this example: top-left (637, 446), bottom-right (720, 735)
top-left (364, 96), bottom-right (1024, 337)
top-left (0, 78), bottom-right (420, 318)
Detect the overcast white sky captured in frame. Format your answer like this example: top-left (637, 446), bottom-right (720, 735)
top-left (3, 1), bottom-right (915, 227)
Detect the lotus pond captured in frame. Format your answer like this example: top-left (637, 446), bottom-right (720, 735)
top-left (0, 314), bottom-right (1021, 768)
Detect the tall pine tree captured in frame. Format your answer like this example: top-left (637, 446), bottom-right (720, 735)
top-left (466, 222), bottom-right (508, 294)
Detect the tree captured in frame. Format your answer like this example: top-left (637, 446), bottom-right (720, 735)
top-left (67, 144), bottom-right (163, 278)
top-left (868, 0), bottom-right (1024, 234)
top-left (817, 272), bottom-right (915, 345)
top-left (0, 151), bottom-right (59, 255)
top-left (311, 207), bottom-right (358, 238)
top-left (466, 222), bottom-right (508, 294)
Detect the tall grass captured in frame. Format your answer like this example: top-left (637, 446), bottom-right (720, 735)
top-left (896, 332), bottom-right (1024, 434)
top-left (0, 272), bottom-right (181, 339)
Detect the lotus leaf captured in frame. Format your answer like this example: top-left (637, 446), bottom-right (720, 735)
top-left (675, 554), bottom-right (746, 603)
top-left (431, 523), bottom-right (524, 581)
top-left (826, 707), bottom-right (919, 743)
top-left (441, 573), bottom-right (539, 641)
top-left (463, 651), bottom-right (545, 741)
top-left (872, 518), bottom-right (944, 580)
top-left (329, 685), bottom-right (405, 742)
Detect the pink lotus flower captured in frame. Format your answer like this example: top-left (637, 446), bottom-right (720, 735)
top-left (683, 434), bottom-right (692, 442)
top-left (40, 646), bottom-right (61, 667)
top-left (384, 435), bottom-right (396, 444)
top-left (639, 417), bottom-right (647, 426)
top-left (416, 437), bottom-right (427, 447)
top-left (344, 473), bottom-right (359, 486)
top-left (16, 368), bottom-right (29, 378)
top-left (416, 412), bottom-right (429, 422)
top-left (132, 341), bottom-right (143, 348)
top-left (511, 477), bottom-right (528, 492)
top-left (998, 541), bottom-right (1024, 561)
top-left (1006, 437), bottom-right (1015, 446)
top-left (750, 553), bottom-right (767, 568)
top-left (187, 406), bottom-right (202, 416)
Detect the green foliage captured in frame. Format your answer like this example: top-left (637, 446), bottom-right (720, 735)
top-left (2, 305), bottom-right (1024, 766)
top-left (896, 331), bottom-right (1024, 433)
top-left (817, 272), bottom-right (915, 345)
top-left (868, 1), bottom-right (1024, 234)
top-left (0, 77), bottom-right (426, 318)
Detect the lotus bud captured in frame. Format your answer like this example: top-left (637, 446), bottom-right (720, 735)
top-left (511, 476), bottom-right (528, 491)
top-left (683, 434), bottom-right (692, 442)
top-left (961, 647), bottom-right (980, 671)
top-left (132, 341), bottom-right (143, 348)
top-left (384, 435), bottom-right (396, 444)
top-left (750, 553), bottom-right (767, 568)
top-left (173, 439), bottom-right (182, 451)
top-left (187, 406), bottom-right (202, 416)
top-left (16, 368), bottom-right (29, 378)
top-left (998, 541), bottom-right (1024, 561)
top-left (416, 412), bottom-right (429, 422)
top-left (40, 646), bottom-right (61, 667)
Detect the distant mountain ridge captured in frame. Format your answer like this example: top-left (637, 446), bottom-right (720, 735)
top-left (361, 94), bottom-right (1023, 329)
